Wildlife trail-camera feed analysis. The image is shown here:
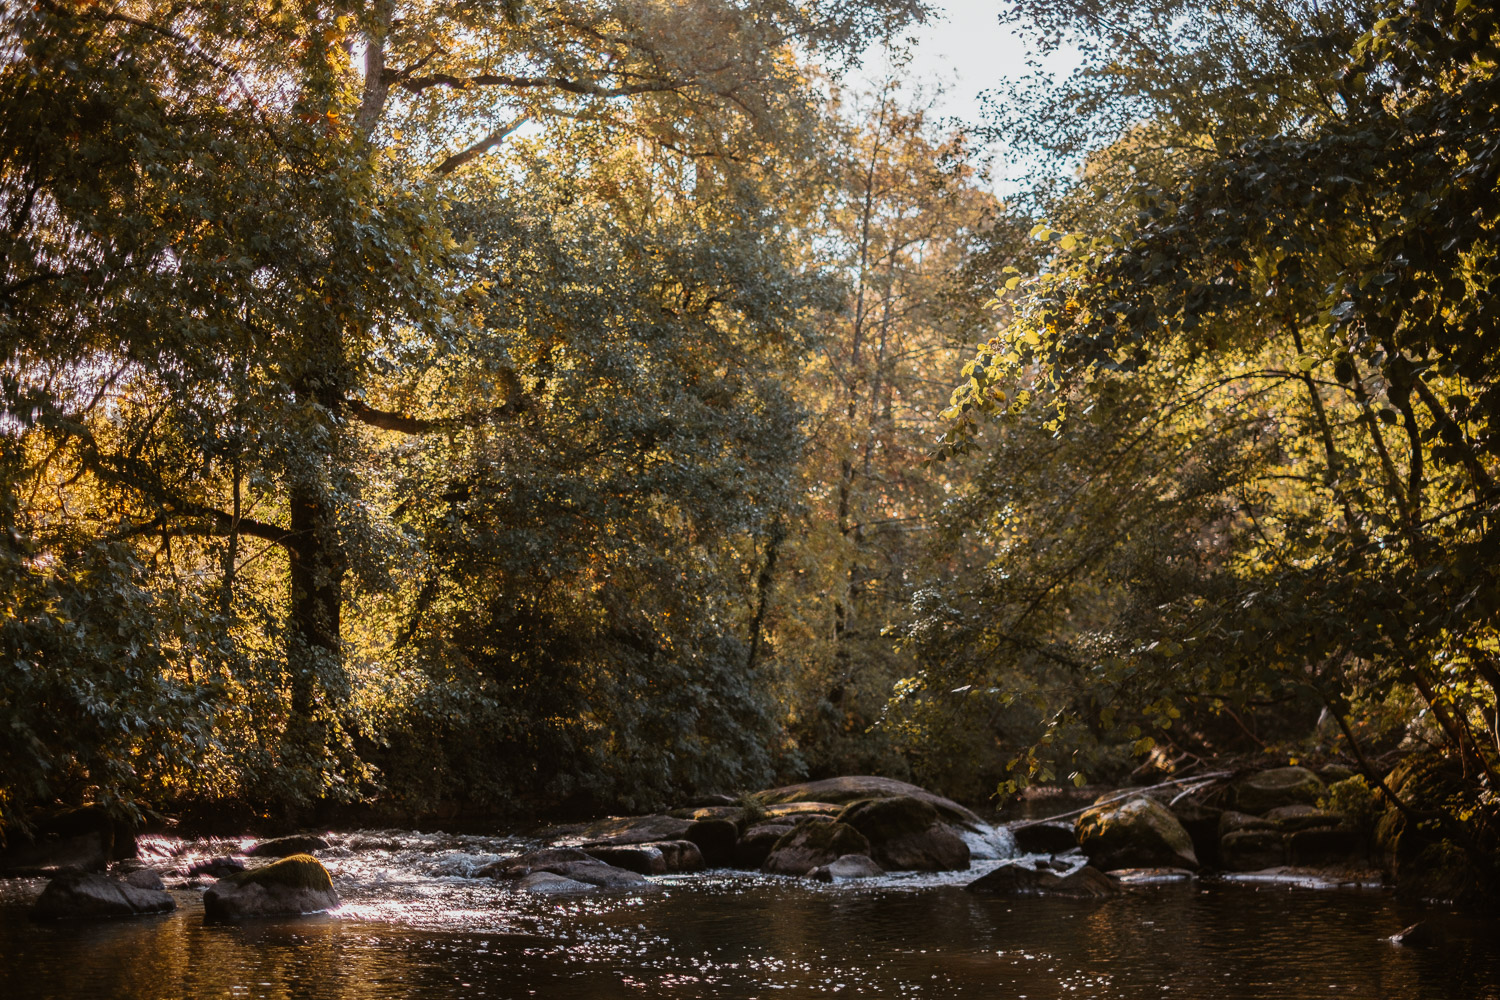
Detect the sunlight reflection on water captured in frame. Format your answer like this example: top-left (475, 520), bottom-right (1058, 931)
top-left (1, 828), bottom-right (1497, 999)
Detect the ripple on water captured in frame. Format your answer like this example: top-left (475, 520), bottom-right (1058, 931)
top-left (1, 827), bottom-right (1497, 999)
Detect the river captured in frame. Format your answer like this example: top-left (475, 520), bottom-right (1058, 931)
top-left (1, 829), bottom-right (1496, 999)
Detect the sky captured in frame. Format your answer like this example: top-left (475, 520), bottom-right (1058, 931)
top-left (866, 1), bottom-right (1080, 194)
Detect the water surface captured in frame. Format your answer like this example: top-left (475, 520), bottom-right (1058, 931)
top-left (1, 829), bottom-right (1494, 999)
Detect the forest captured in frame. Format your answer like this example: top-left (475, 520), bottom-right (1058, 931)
top-left (1, 0), bottom-right (1498, 897)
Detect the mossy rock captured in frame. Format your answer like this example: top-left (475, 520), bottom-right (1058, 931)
top-left (221, 854), bottom-right (333, 890)
top-left (203, 855), bottom-right (338, 920)
top-left (1076, 796), bottom-right (1199, 870)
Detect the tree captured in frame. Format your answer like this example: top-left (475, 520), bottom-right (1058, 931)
top-left (0, 0), bottom-right (930, 827)
top-left (759, 66), bottom-right (1009, 791)
top-left (922, 0), bottom-right (1500, 829)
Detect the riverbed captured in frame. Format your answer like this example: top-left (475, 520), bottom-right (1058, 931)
top-left (1, 829), bottom-right (1495, 999)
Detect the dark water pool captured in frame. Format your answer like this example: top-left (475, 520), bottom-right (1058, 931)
top-left (1, 830), bottom-right (1496, 999)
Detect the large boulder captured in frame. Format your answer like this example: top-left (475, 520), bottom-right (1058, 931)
top-left (1232, 767), bottom-right (1325, 814)
top-left (203, 855), bottom-right (339, 921)
top-left (835, 796), bottom-right (970, 872)
top-left (753, 776), bottom-right (983, 830)
top-left (1075, 797), bottom-right (1198, 870)
top-left (31, 870), bottom-right (175, 920)
top-left (247, 835), bottom-right (330, 858)
top-left (579, 843), bottom-right (668, 875)
top-left (762, 822), bottom-right (872, 876)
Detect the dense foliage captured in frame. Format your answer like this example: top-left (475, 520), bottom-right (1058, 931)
top-left (919, 0), bottom-right (1500, 842)
top-left (0, 0), bottom-right (949, 831)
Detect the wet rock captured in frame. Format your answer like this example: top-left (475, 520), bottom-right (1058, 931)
top-left (809, 854), bottom-right (884, 882)
top-left (479, 848), bottom-right (653, 890)
top-left (1009, 821), bottom-right (1078, 855)
top-left (203, 854), bottom-right (339, 921)
top-left (965, 862), bottom-right (1118, 898)
top-left (247, 835), bottom-right (331, 858)
top-left (31, 870), bottom-right (175, 920)
top-left (581, 843), bottom-right (667, 875)
top-left (1075, 797), bottom-right (1198, 870)
top-left (734, 823), bottom-right (795, 868)
top-left (187, 856), bottom-right (246, 878)
top-left (124, 868), bottom-right (166, 891)
top-left (584, 840), bottom-right (703, 875)
top-left (1221, 829), bottom-right (1286, 871)
top-left (544, 861), bottom-right (653, 890)
top-left (685, 819), bottom-right (739, 866)
top-left (763, 822), bottom-right (872, 876)
top-left (1039, 865), bottom-right (1120, 899)
top-left (964, 861), bottom-right (1044, 894)
top-left (1264, 805), bottom-right (1342, 832)
top-left (1232, 767), bottom-right (1325, 814)
top-left (517, 872), bottom-right (596, 895)
top-left (753, 776), bottom-right (983, 830)
top-left (836, 796), bottom-right (970, 872)
top-left (478, 847), bottom-right (596, 879)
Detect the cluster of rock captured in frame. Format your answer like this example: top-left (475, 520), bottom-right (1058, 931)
top-left (18, 827), bottom-right (340, 922)
top-left (978, 764), bottom-right (1379, 899)
top-left (965, 764), bottom-right (1377, 902)
top-left (512, 775), bottom-right (983, 894)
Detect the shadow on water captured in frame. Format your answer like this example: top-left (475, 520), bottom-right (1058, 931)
top-left (2, 831), bottom-right (1497, 999)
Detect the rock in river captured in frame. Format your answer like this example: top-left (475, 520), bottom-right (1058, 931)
top-left (479, 848), bottom-right (653, 891)
top-left (762, 822), bottom-right (872, 876)
top-left (809, 854), bottom-right (884, 882)
top-left (1075, 796), bottom-right (1198, 870)
top-left (581, 840), bottom-right (704, 875)
top-left (965, 862), bottom-right (1119, 899)
top-left (836, 796), bottom-right (970, 872)
top-left (31, 870), bottom-right (176, 920)
top-left (203, 854), bottom-right (339, 921)
top-left (517, 872), bottom-right (597, 895)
